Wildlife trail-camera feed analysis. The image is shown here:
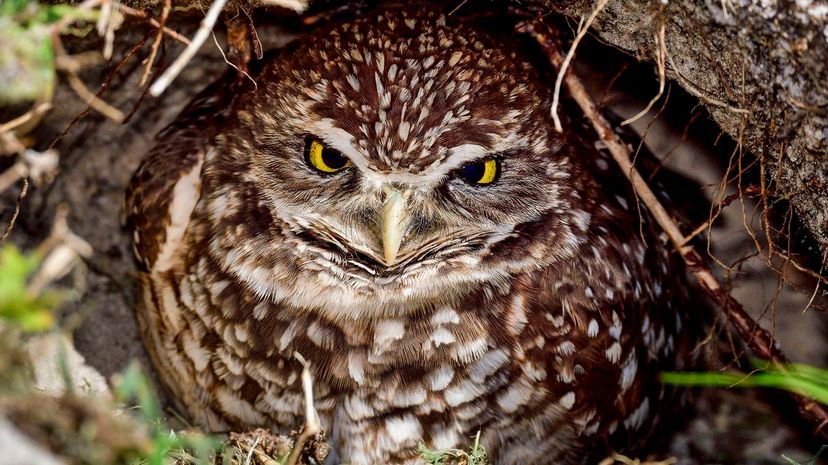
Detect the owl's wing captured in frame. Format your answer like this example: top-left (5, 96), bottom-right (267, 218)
top-left (125, 74), bottom-right (238, 271)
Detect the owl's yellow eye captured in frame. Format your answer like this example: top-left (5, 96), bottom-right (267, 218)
top-left (458, 158), bottom-right (500, 185)
top-left (305, 138), bottom-right (352, 174)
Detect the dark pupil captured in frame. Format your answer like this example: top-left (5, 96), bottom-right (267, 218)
top-left (460, 162), bottom-right (485, 183)
top-left (322, 148), bottom-right (349, 169)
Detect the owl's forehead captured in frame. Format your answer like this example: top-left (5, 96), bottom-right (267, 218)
top-left (266, 8), bottom-right (546, 175)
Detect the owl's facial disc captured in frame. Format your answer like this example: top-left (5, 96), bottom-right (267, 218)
top-left (228, 7), bottom-right (578, 300)
top-left (299, 138), bottom-right (510, 268)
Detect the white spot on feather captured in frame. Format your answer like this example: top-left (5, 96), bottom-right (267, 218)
top-left (606, 342), bottom-right (622, 364)
top-left (587, 319), bottom-right (599, 337)
top-left (620, 352), bottom-right (638, 391)
top-left (428, 365), bottom-right (454, 391)
top-left (559, 391), bottom-right (576, 409)
top-left (497, 381), bottom-right (533, 413)
top-left (386, 415), bottom-right (422, 443)
top-left (346, 74), bottom-right (360, 91)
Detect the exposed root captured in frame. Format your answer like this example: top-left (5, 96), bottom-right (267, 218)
top-left (120, 5), bottom-right (192, 45)
top-left (664, 47), bottom-right (750, 115)
top-left (621, 19), bottom-right (665, 126)
top-left (549, 0), bottom-right (609, 132)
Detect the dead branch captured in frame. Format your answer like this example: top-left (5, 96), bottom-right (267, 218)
top-left (518, 18), bottom-right (828, 439)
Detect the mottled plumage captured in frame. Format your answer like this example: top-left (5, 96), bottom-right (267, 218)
top-left (126, 6), bottom-right (697, 464)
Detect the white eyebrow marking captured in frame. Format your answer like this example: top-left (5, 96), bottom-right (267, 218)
top-left (308, 120), bottom-right (517, 187)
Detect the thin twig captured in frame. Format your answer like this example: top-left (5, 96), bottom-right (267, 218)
top-left (139, 0), bottom-right (171, 86)
top-left (519, 19), bottom-right (828, 439)
top-left (1, 177), bottom-right (29, 243)
top-left (65, 73), bottom-right (125, 123)
top-left (286, 352), bottom-right (322, 465)
top-left (0, 103), bottom-right (52, 135)
top-left (50, 30), bottom-right (153, 149)
top-left (120, 5), bottom-right (191, 45)
top-left (211, 32), bottom-right (257, 89)
top-left (549, 0), bottom-right (609, 132)
top-left (680, 187), bottom-right (761, 246)
top-left (149, 0), bottom-right (229, 97)
top-left (53, 34), bottom-right (125, 123)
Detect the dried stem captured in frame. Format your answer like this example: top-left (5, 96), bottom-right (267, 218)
top-left (139, 0), bottom-right (171, 86)
top-left (0, 103), bottom-right (52, 135)
top-left (149, 0), bottom-right (229, 97)
top-left (120, 5), bottom-right (191, 45)
top-left (286, 352), bottom-right (322, 465)
top-left (53, 35), bottom-right (125, 123)
top-left (519, 19), bottom-right (828, 439)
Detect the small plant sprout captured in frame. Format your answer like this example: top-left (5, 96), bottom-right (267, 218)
top-left (418, 430), bottom-right (487, 465)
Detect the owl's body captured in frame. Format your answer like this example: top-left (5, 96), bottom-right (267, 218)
top-left (127, 6), bottom-right (695, 464)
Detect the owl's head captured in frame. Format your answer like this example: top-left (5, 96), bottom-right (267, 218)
top-left (206, 7), bottom-right (592, 313)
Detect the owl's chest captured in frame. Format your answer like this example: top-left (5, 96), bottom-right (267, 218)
top-left (163, 251), bottom-right (557, 456)
top-left (177, 243), bottom-right (530, 386)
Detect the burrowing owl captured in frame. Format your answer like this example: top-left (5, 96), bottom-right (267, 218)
top-left (126, 5), bottom-right (697, 464)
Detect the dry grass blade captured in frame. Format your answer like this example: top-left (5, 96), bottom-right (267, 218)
top-left (286, 352), bottom-right (323, 465)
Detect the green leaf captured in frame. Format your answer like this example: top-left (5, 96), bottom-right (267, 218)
top-left (114, 361), bottom-right (163, 421)
top-left (661, 361), bottom-right (828, 406)
top-left (418, 431), bottom-right (488, 465)
top-left (0, 245), bottom-right (55, 332)
top-left (0, 18), bottom-right (55, 104)
top-left (0, 0), bottom-right (31, 17)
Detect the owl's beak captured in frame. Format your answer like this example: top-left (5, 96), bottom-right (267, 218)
top-left (381, 188), bottom-right (410, 266)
